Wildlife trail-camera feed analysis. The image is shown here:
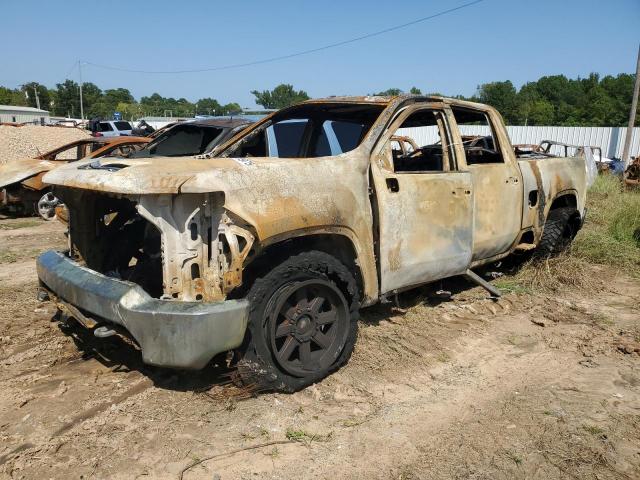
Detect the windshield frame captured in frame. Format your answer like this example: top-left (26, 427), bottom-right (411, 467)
top-left (217, 100), bottom-right (391, 159)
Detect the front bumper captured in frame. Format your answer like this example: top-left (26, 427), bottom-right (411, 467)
top-left (36, 250), bottom-right (249, 369)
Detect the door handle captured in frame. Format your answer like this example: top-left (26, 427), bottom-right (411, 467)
top-left (507, 176), bottom-right (519, 184)
top-left (386, 178), bottom-right (399, 193)
top-left (453, 187), bottom-right (472, 196)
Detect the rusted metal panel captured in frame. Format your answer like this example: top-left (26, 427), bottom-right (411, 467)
top-left (370, 102), bottom-right (473, 293)
top-left (625, 156), bottom-right (640, 187)
top-left (0, 159), bottom-right (56, 189)
top-left (0, 137), bottom-right (151, 207)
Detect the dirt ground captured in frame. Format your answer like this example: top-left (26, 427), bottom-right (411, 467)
top-left (0, 216), bottom-right (639, 480)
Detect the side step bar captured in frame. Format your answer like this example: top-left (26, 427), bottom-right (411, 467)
top-left (464, 269), bottom-right (502, 298)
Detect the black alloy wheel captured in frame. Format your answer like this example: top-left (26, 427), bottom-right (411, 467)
top-left (267, 279), bottom-right (349, 377)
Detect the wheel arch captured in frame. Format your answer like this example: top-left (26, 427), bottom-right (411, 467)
top-left (234, 229), bottom-right (373, 304)
top-left (548, 190), bottom-right (578, 211)
top-left (545, 190), bottom-right (583, 232)
top-left (545, 189), bottom-right (583, 223)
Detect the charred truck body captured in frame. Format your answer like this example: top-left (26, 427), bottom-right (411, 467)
top-left (37, 96), bottom-right (587, 391)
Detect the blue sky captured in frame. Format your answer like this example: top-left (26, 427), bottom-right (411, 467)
top-left (1, 0), bottom-right (638, 107)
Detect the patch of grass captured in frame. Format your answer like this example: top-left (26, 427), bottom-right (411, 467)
top-left (506, 334), bottom-right (520, 346)
top-left (505, 450), bottom-right (523, 465)
top-left (285, 428), bottom-right (333, 443)
top-left (494, 278), bottom-right (532, 295)
top-left (0, 219), bottom-right (41, 230)
top-left (494, 176), bottom-right (640, 294)
top-left (285, 429), bottom-right (308, 442)
top-left (512, 254), bottom-right (597, 293)
top-left (341, 418), bottom-right (367, 428)
top-left (266, 446), bottom-right (280, 459)
top-left (435, 351), bottom-right (450, 363)
top-left (572, 175), bottom-right (640, 277)
top-left (592, 312), bottom-right (614, 326)
top-left (0, 250), bottom-right (18, 264)
top-left (241, 426), bottom-right (271, 441)
top-left (0, 247), bottom-right (41, 264)
top-left (583, 424), bottom-right (605, 436)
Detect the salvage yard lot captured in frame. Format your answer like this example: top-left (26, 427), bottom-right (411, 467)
top-left (1, 180), bottom-right (639, 479)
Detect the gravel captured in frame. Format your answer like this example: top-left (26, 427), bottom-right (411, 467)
top-left (0, 125), bottom-right (90, 164)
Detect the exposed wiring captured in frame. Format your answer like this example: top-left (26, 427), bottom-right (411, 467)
top-left (83, 0), bottom-right (483, 74)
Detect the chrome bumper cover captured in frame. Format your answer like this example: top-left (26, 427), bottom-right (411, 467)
top-left (36, 250), bottom-right (249, 369)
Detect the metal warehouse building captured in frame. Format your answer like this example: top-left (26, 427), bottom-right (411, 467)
top-left (0, 105), bottom-right (50, 124)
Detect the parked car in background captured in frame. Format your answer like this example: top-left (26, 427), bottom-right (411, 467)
top-left (90, 120), bottom-right (134, 137)
top-left (0, 136), bottom-right (150, 219)
top-left (125, 118), bottom-right (252, 158)
top-left (39, 118), bottom-right (252, 222)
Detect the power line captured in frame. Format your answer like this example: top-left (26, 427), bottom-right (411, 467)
top-left (55, 61), bottom-right (78, 86)
top-left (84, 0), bottom-right (483, 75)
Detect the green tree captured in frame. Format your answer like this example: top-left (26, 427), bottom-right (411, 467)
top-left (104, 88), bottom-right (134, 106)
top-left (116, 102), bottom-right (143, 120)
top-left (521, 99), bottom-right (555, 125)
top-left (3, 70), bottom-right (637, 126)
top-left (196, 97), bottom-right (222, 115)
top-left (476, 81), bottom-right (518, 124)
top-left (0, 86), bottom-right (13, 105)
top-left (251, 84), bottom-right (309, 109)
top-left (374, 88), bottom-right (403, 96)
top-left (0, 86), bottom-right (27, 106)
top-left (221, 102), bottom-right (242, 115)
top-left (82, 83), bottom-right (104, 117)
top-left (21, 82), bottom-right (50, 110)
top-left (409, 86), bottom-right (422, 95)
top-left (53, 79), bottom-right (80, 117)
top-left (600, 73), bottom-right (638, 124)
top-left (140, 93), bottom-right (166, 116)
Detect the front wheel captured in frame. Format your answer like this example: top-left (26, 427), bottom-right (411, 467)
top-left (235, 251), bottom-right (359, 393)
top-left (36, 191), bottom-right (60, 221)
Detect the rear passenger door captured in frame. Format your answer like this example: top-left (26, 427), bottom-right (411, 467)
top-left (449, 106), bottom-right (523, 261)
top-left (371, 104), bottom-right (474, 294)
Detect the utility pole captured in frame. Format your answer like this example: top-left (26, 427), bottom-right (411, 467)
top-left (78, 60), bottom-right (84, 120)
top-left (622, 43), bottom-right (640, 169)
top-left (33, 85), bottom-right (41, 110)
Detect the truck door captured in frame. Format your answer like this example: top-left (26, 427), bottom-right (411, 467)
top-left (371, 104), bottom-right (474, 294)
top-left (449, 107), bottom-right (523, 261)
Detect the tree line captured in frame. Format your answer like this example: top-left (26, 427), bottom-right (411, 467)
top-left (0, 72), bottom-right (636, 126)
top-left (0, 80), bottom-right (244, 120)
top-left (376, 73), bottom-right (636, 126)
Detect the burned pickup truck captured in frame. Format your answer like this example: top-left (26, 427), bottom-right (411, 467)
top-left (37, 96), bottom-right (587, 391)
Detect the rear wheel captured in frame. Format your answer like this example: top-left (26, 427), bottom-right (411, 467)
top-left (235, 251), bottom-right (359, 393)
top-left (536, 207), bottom-right (579, 258)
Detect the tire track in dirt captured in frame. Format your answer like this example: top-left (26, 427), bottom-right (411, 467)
top-left (1, 216), bottom-right (639, 479)
top-left (52, 379), bottom-right (153, 437)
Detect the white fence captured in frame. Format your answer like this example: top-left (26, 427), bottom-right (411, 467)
top-left (397, 125), bottom-right (640, 159)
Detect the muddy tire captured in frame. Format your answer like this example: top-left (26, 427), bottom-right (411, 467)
top-left (234, 251), bottom-right (359, 393)
top-left (536, 207), bottom-right (579, 258)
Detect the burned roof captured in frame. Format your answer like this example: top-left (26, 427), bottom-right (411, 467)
top-left (185, 118), bottom-right (252, 128)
